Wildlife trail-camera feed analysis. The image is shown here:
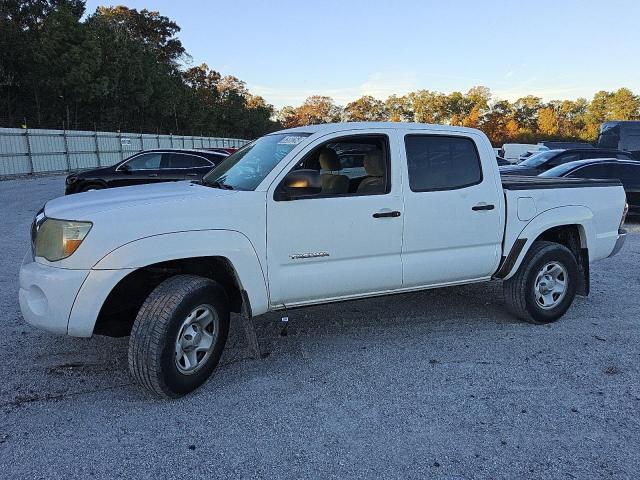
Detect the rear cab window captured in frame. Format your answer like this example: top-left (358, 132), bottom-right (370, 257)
top-left (404, 135), bottom-right (482, 191)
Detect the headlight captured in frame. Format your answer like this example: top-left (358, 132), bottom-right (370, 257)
top-left (34, 218), bottom-right (92, 261)
top-left (65, 175), bottom-right (78, 185)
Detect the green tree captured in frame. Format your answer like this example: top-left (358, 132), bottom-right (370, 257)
top-left (609, 88), bottom-right (640, 120)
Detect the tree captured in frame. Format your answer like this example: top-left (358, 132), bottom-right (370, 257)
top-left (384, 95), bottom-right (413, 122)
top-left (91, 6), bottom-right (185, 64)
top-left (481, 100), bottom-right (514, 143)
top-left (609, 88), bottom-right (640, 120)
top-left (408, 90), bottom-right (449, 124)
top-left (537, 107), bottom-right (560, 136)
top-left (344, 95), bottom-right (387, 122)
top-left (278, 106), bottom-right (301, 128)
top-left (513, 96), bottom-right (543, 132)
top-left (292, 96), bottom-right (342, 125)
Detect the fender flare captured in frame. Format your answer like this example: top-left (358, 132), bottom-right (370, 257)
top-left (79, 229), bottom-right (269, 322)
top-left (500, 205), bottom-right (594, 280)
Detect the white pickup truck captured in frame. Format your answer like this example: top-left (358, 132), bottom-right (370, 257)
top-left (20, 122), bottom-right (628, 397)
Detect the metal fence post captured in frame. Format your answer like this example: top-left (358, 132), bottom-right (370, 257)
top-left (24, 128), bottom-right (34, 174)
top-left (94, 130), bottom-right (102, 167)
top-left (156, 134), bottom-right (160, 148)
top-left (62, 129), bottom-right (71, 171)
top-left (170, 134), bottom-right (174, 148)
top-left (118, 132), bottom-right (124, 161)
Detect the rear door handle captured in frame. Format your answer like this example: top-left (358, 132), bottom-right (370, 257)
top-left (373, 210), bottom-right (401, 218)
top-left (186, 173), bottom-right (198, 176)
top-left (472, 204), bottom-right (495, 211)
top-left (148, 173), bottom-right (158, 177)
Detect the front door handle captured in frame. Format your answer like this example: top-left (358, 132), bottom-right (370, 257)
top-left (186, 173), bottom-right (198, 177)
top-left (472, 203), bottom-right (495, 211)
top-left (148, 173), bottom-right (158, 177)
top-left (373, 210), bottom-right (401, 218)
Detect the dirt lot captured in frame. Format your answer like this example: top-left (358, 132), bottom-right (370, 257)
top-left (1, 175), bottom-right (639, 479)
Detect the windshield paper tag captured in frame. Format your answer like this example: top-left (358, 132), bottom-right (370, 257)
top-left (278, 135), bottom-right (307, 145)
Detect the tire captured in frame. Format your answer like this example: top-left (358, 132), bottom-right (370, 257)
top-left (503, 241), bottom-right (578, 324)
top-left (128, 274), bottom-right (230, 398)
top-left (79, 184), bottom-right (104, 192)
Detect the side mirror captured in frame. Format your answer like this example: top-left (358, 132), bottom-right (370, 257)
top-left (119, 163), bottom-right (131, 173)
top-left (275, 169), bottom-right (322, 201)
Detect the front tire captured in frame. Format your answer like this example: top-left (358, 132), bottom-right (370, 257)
top-left (503, 241), bottom-right (578, 324)
top-left (128, 275), bottom-right (230, 398)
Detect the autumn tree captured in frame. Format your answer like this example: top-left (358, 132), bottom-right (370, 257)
top-left (290, 96), bottom-right (343, 125)
top-left (344, 95), bottom-right (387, 122)
top-left (385, 95), bottom-right (413, 122)
top-left (537, 107), bottom-right (560, 136)
top-left (513, 96), bottom-right (543, 133)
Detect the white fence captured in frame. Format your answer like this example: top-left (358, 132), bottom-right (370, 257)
top-left (0, 128), bottom-right (250, 176)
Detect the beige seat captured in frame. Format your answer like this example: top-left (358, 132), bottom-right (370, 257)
top-left (318, 148), bottom-right (349, 195)
top-left (356, 150), bottom-right (386, 194)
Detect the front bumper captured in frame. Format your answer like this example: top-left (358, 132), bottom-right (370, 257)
top-left (19, 255), bottom-right (89, 334)
top-left (19, 254), bottom-right (133, 337)
top-left (608, 228), bottom-right (627, 258)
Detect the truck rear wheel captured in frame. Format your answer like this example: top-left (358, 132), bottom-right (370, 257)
top-left (128, 274), bottom-right (229, 398)
top-left (503, 241), bottom-right (578, 324)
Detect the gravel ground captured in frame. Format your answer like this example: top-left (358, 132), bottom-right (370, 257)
top-left (1, 175), bottom-right (639, 479)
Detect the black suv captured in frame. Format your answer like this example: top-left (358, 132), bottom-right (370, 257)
top-left (500, 148), bottom-right (636, 176)
top-left (65, 149), bottom-right (228, 194)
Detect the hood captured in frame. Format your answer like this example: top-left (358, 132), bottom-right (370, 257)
top-left (499, 165), bottom-right (541, 176)
top-left (72, 166), bottom-right (113, 178)
top-left (45, 181), bottom-right (235, 220)
top-left (38, 180), bottom-right (266, 269)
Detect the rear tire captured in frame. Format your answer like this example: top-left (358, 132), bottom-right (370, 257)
top-left (503, 241), bottom-right (578, 324)
top-left (128, 274), bottom-right (229, 398)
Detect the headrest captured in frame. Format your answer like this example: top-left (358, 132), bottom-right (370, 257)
top-left (319, 148), bottom-right (341, 171)
top-left (364, 150), bottom-right (385, 176)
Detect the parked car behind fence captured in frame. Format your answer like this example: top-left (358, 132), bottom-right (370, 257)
top-left (64, 148), bottom-right (229, 194)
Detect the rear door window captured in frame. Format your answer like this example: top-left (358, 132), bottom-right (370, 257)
top-left (404, 135), bottom-right (482, 191)
top-left (162, 153), bottom-right (212, 169)
top-left (123, 153), bottom-right (162, 170)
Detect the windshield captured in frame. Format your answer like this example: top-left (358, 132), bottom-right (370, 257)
top-left (519, 150), bottom-right (561, 168)
top-left (203, 133), bottom-right (311, 190)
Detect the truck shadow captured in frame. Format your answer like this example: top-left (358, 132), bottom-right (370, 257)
top-left (9, 280), bottom-right (535, 404)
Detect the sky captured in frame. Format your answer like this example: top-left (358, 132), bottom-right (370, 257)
top-left (84, 0), bottom-right (640, 109)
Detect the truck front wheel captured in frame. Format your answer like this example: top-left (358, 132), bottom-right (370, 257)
top-left (128, 275), bottom-right (230, 398)
top-left (503, 241), bottom-right (578, 324)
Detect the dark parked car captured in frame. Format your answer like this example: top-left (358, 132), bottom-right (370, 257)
top-left (205, 147), bottom-right (238, 155)
top-left (65, 149), bottom-right (228, 194)
top-left (540, 158), bottom-right (640, 214)
top-left (500, 148), bottom-right (636, 176)
top-left (538, 141), bottom-right (594, 149)
top-left (496, 156), bottom-right (510, 166)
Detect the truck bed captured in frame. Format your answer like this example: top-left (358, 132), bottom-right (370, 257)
top-left (501, 175), bottom-right (621, 190)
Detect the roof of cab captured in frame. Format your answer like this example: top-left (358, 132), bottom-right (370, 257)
top-left (272, 122), bottom-right (485, 136)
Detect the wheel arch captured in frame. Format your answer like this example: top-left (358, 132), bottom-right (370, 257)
top-left (76, 178), bottom-right (108, 192)
top-left (499, 206), bottom-right (594, 295)
top-left (93, 256), bottom-right (245, 337)
top-left (68, 230), bottom-right (269, 337)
